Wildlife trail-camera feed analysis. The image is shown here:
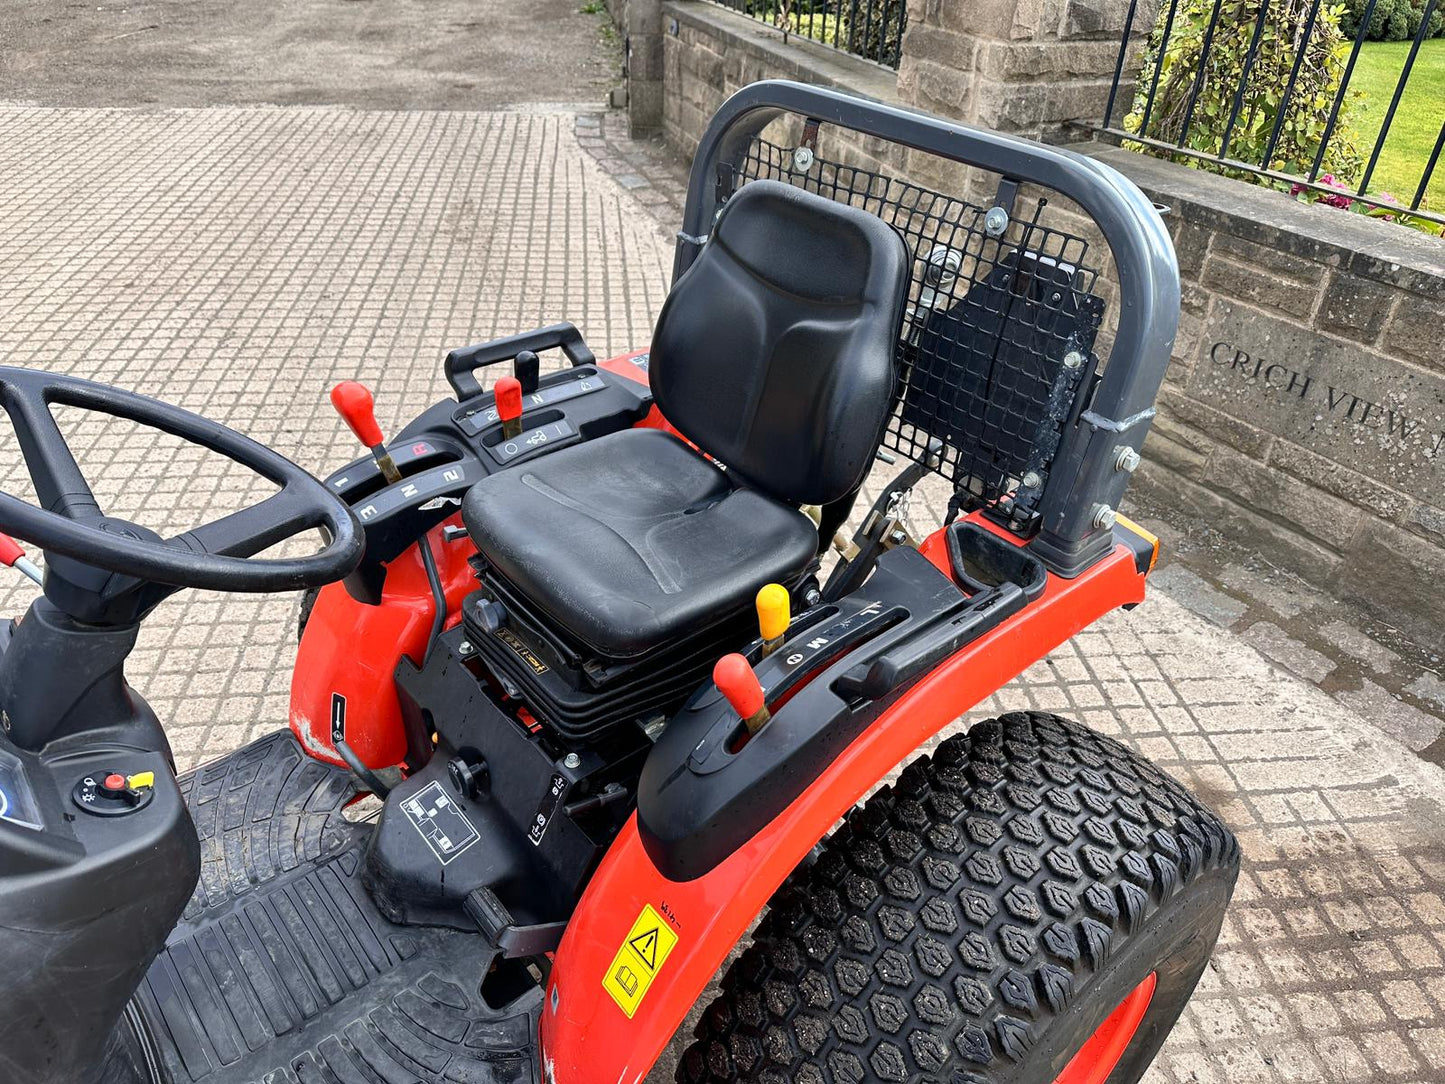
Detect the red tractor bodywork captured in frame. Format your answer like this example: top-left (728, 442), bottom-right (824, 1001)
top-left (539, 521), bottom-right (1148, 1083)
top-left (288, 517), bottom-right (475, 769)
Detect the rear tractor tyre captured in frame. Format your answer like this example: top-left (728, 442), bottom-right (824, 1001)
top-left (298, 586), bottom-right (320, 641)
top-left (678, 711), bottom-right (1239, 1084)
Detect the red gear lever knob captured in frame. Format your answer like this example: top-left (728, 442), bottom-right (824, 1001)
top-left (0, 532), bottom-right (24, 567)
top-left (329, 381), bottom-right (385, 448)
top-left (494, 376), bottom-right (524, 422)
top-left (713, 653), bottom-right (765, 721)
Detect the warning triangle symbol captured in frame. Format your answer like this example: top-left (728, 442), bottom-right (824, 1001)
top-left (629, 927), bottom-right (660, 970)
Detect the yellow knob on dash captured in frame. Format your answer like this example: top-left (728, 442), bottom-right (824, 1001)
top-left (756, 583), bottom-right (791, 644)
top-left (126, 771), bottom-right (156, 791)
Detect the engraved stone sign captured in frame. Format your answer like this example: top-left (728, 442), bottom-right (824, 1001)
top-left (1189, 300), bottom-right (1444, 506)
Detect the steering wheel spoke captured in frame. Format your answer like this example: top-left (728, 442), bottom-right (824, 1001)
top-left (171, 486), bottom-right (320, 560)
top-left (0, 380), bottom-right (101, 520)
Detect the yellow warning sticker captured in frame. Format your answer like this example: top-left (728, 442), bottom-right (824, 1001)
top-left (602, 904), bottom-right (679, 1018)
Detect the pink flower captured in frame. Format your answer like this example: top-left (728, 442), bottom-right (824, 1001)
top-left (1292, 175), bottom-right (1355, 210)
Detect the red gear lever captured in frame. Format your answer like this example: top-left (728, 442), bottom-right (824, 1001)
top-left (713, 653), bottom-right (771, 734)
top-left (495, 376), bottom-right (524, 439)
top-left (329, 381), bottom-right (402, 485)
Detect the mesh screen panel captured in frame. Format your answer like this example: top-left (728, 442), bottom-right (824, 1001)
top-left (717, 135), bottom-right (1106, 524)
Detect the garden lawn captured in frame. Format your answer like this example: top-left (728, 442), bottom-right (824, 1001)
top-left (1349, 38), bottom-right (1445, 213)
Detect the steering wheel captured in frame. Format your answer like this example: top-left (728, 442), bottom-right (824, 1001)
top-left (0, 367), bottom-right (364, 592)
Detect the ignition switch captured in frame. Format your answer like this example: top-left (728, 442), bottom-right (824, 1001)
top-left (72, 770), bottom-right (156, 816)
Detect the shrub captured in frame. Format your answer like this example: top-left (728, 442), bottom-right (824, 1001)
top-left (784, 2), bottom-right (906, 64)
top-left (1340, 0), bottom-right (1445, 41)
top-left (1124, 0), bottom-right (1366, 180)
top-left (792, 11), bottom-right (847, 46)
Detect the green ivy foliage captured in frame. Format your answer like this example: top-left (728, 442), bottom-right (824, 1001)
top-left (1124, 0), bottom-right (1366, 180)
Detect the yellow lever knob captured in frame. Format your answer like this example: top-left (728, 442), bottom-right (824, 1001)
top-left (756, 583), bottom-right (791, 643)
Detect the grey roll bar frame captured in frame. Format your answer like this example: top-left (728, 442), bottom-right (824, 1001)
top-left (674, 80), bottom-right (1180, 575)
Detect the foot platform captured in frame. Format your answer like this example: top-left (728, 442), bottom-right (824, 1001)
top-left (118, 731), bottom-right (541, 1084)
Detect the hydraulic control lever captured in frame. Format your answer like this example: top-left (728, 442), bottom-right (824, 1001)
top-left (756, 583), bottom-right (790, 657)
top-left (330, 381), bottom-right (403, 485)
top-left (513, 349), bottom-right (540, 394)
top-left (713, 654), bottom-right (770, 735)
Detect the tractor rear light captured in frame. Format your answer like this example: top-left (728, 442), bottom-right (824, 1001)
top-left (1114, 514), bottom-right (1160, 574)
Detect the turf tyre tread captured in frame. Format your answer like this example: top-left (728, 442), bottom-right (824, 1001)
top-left (677, 710), bottom-right (1239, 1084)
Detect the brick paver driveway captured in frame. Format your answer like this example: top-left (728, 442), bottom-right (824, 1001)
top-left (2, 103), bottom-right (1445, 1084)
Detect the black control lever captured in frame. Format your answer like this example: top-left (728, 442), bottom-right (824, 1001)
top-left (513, 350), bottom-right (541, 394)
top-left (832, 581), bottom-right (1026, 701)
top-left (833, 522), bottom-right (1049, 700)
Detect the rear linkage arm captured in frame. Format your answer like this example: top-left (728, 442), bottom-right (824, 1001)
top-left (822, 437), bottom-right (943, 602)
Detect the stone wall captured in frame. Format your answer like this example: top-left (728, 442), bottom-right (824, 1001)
top-left (660, 1), bottom-right (901, 161)
top-left (897, 0), bottom-right (1154, 145)
top-left (648, 0), bottom-right (1444, 641)
top-left (1100, 149), bottom-right (1445, 643)
top-left (606, 0), bottom-right (666, 133)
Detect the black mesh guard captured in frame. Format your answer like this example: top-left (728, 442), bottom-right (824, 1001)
top-left (717, 135), bottom-right (1107, 529)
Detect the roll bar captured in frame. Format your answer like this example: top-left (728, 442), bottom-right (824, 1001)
top-left (675, 81), bottom-right (1180, 573)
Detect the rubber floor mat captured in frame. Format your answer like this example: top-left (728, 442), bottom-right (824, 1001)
top-left (125, 731), bottom-right (540, 1084)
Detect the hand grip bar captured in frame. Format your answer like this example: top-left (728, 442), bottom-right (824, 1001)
top-left (443, 322), bottom-right (596, 400)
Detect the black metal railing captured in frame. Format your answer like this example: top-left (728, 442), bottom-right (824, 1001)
top-left (1098, 0), bottom-right (1444, 228)
top-left (709, 1), bottom-right (907, 69)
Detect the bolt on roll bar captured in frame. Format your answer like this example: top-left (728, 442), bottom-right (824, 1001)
top-left (674, 80), bottom-right (1180, 575)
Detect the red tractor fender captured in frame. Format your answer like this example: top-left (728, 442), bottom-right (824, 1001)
top-left (539, 523), bottom-right (1148, 1084)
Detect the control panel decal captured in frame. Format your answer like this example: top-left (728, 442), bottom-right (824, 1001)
top-left (528, 773), bottom-right (568, 846)
top-left (456, 372), bottom-right (606, 436)
top-left (490, 420), bottom-right (576, 465)
top-left (495, 628), bottom-right (549, 674)
top-left (402, 780), bottom-right (481, 865)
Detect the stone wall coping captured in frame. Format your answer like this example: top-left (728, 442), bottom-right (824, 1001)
top-left (662, 0), bottom-right (900, 105)
top-left (1083, 144), bottom-right (1445, 296)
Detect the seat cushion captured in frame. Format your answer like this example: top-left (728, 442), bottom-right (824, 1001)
top-left (461, 428), bottom-right (819, 659)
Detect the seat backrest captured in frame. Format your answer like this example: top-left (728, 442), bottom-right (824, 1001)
top-left (650, 180), bottom-right (910, 507)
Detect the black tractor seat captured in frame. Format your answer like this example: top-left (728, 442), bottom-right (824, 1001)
top-left (463, 428), bottom-right (818, 659)
top-left (462, 179), bottom-right (911, 666)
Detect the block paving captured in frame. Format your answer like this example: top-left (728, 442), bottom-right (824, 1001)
top-left (0, 103), bottom-right (1443, 1084)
